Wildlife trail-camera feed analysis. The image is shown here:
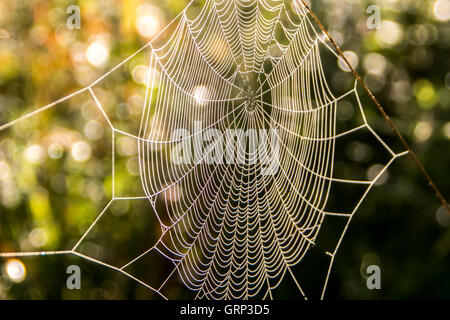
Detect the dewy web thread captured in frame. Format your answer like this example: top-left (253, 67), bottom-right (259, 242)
top-left (0, 0), bottom-right (446, 300)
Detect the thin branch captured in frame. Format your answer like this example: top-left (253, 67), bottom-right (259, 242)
top-left (300, 0), bottom-right (449, 213)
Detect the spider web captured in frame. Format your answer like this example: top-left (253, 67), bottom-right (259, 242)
top-left (0, 0), bottom-right (408, 300)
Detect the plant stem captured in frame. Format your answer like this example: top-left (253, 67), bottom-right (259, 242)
top-left (300, 0), bottom-right (449, 213)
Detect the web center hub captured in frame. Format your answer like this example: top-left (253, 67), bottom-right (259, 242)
top-left (244, 89), bottom-right (258, 114)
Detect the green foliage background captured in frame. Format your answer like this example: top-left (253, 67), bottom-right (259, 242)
top-left (0, 0), bottom-right (448, 299)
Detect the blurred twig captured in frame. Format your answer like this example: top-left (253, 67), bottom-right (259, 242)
top-left (300, 0), bottom-right (449, 213)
